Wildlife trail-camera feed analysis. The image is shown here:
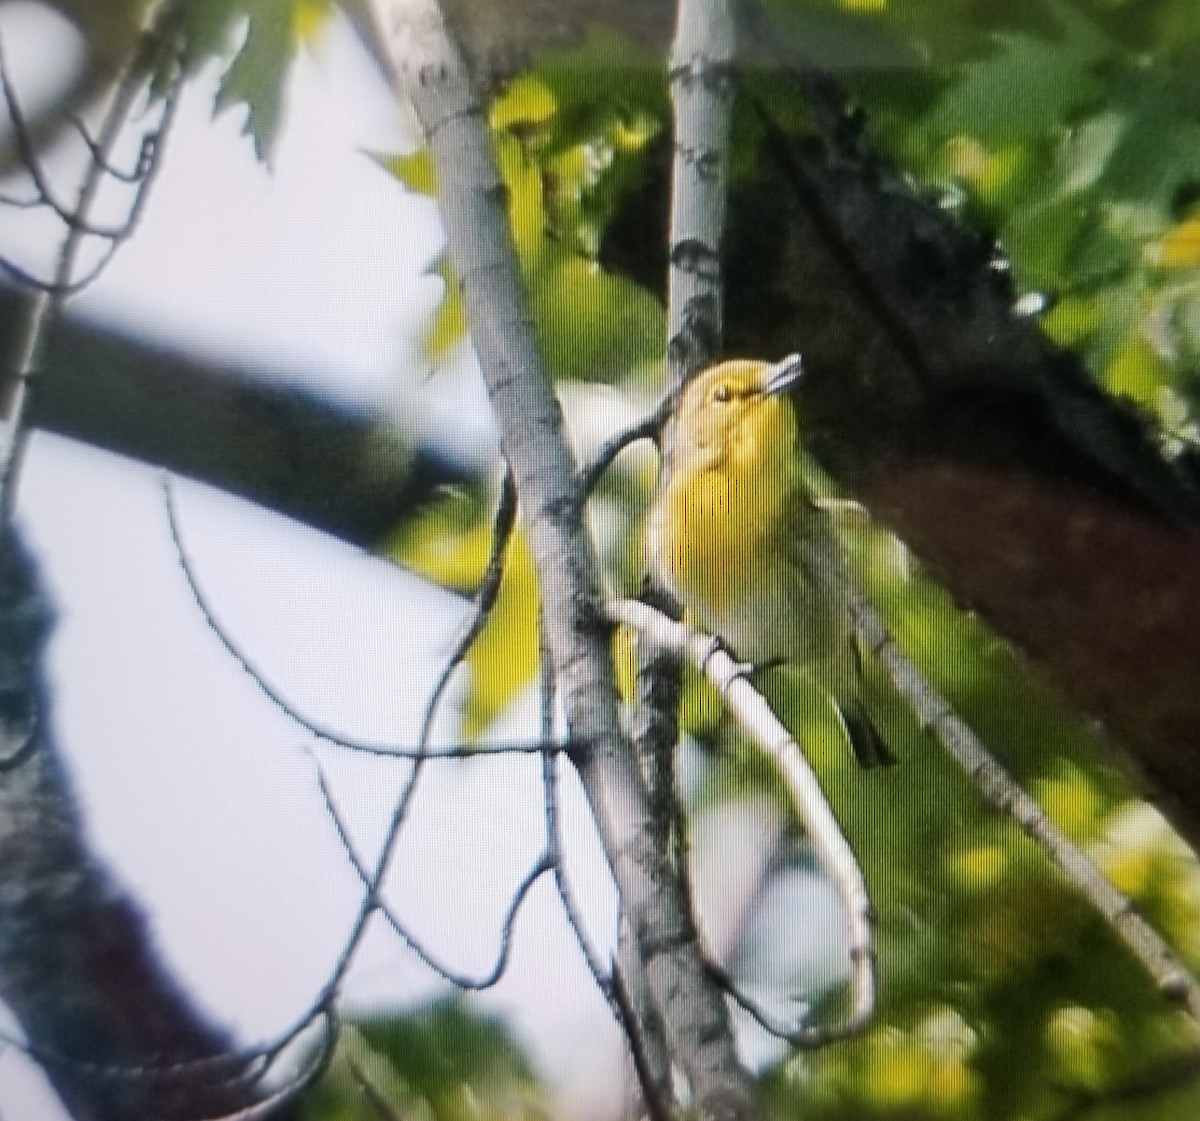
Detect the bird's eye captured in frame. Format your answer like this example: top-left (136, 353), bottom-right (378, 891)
top-left (711, 383), bottom-right (733, 404)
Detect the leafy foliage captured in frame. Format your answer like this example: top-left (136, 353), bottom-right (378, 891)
top-left (380, 63), bottom-right (667, 381)
top-left (302, 998), bottom-right (548, 1121)
top-left (386, 481), bottom-right (540, 737)
top-left (174, 0), bottom-right (333, 160)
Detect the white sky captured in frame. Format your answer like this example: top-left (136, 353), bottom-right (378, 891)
top-left (0, 7), bottom-right (836, 1117)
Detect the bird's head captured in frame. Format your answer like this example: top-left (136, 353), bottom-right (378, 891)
top-left (672, 355), bottom-right (804, 476)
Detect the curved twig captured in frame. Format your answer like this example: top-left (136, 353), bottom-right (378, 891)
top-left (9, 1002), bottom-right (335, 1103)
top-left (163, 475), bottom-right (567, 760)
top-left (0, 31), bottom-right (163, 241)
top-left (577, 399), bottom-right (671, 497)
top-left (0, 190), bottom-right (40, 208)
top-left (609, 598), bottom-right (877, 1045)
top-left (155, 1008), bottom-right (339, 1121)
top-left (307, 745), bottom-right (552, 990)
top-left (315, 463), bottom-right (525, 1005)
top-left (0, 20), bottom-right (183, 516)
top-left (68, 116), bottom-right (158, 183)
top-left (417, 463), bottom-right (517, 747)
top-left (709, 963), bottom-right (861, 1049)
top-left (537, 620), bottom-right (612, 994)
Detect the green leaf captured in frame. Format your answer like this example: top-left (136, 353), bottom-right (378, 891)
top-left (425, 253), bottom-right (467, 357)
top-left (374, 149), bottom-right (439, 196)
top-left (386, 486), bottom-right (539, 737)
top-left (212, 0), bottom-right (306, 162)
top-left (303, 999), bottom-right (545, 1121)
top-left (930, 31), bottom-right (1100, 143)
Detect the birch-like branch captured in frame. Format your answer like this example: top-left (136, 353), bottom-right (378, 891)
top-left (358, 3), bottom-right (757, 1117)
top-left (615, 4), bottom-right (745, 1107)
top-left (666, 0), bottom-right (738, 386)
top-left (852, 600), bottom-right (1200, 1020)
top-left (610, 598), bottom-right (877, 1046)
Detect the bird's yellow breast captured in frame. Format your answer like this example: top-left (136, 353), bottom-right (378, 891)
top-left (653, 392), bottom-right (801, 626)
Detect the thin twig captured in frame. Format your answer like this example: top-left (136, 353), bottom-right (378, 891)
top-left (0, 32), bottom-right (163, 241)
top-left (0, 191), bottom-right (40, 208)
top-left (68, 116), bottom-right (158, 183)
top-left (0, 16), bottom-right (182, 517)
top-left (609, 598), bottom-right (877, 1047)
top-left (307, 746), bottom-right (552, 990)
top-left (417, 463), bottom-right (517, 747)
top-left (151, 1010), bottom-right (339, 1121)
top-left (315, 464), bottom-right (524, 1006)
top-left (12, 1002), bottom-right (335, 1102)
top-left (709, 964), bottom-right (822, 1047)
top-left (163, 475), bottom-right (569, 760)
top-left (537, 619), bottom-right (615, 998)
top-left (536, 620), bottom-right (672, 1121)
top-left (577, 400), bottom-right (671, 496)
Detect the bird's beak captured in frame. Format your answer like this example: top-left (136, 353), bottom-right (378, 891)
top-left (762, 354), bottom-right (804, 396)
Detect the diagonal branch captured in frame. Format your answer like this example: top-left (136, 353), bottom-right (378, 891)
top-left (853, 599), bottom-right (1200, 1021)
top-left (357, 2), bottom-right (759, 1117)
top-left (164, 474), bottom-right (575, 761)
top-left (610, 598), bottom-right (877, 1046)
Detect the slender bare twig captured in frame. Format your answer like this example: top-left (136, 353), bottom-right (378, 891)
top-left (307, 746), bottom-right (552, 990)
top-left (0, 12), bottom-right (182, 517)
top-left (0, 33), bottom-right (133, 240)
top-left (417, 463), bottom-right (517, 747)
top-left (0, 238), bottom-right (124, 296)
top-left (577, 400), bottom-right (671, 497)
top-left (163, 475), bottom-right (571, 760)
top-left (609, 598), bottom-right (877, 1047)
top-left (313, 461), bottom-right (525, 1009)
top-left (534, 621), bottom-right (613, 996)
top-left (710, 965), bottom-right (827, 1047)
top-left (148, 1011), bottom-right (338, 1121)
top-left (68, 117), bottom-right (159, 184)
top-left (535, 617), bottom-right (674, 1121)
top-left (0, 190), bottom-right (39, 208)
top-left (0, 1001), bottom-right (336, 1121)
top-left (853, 599), bottom-right (1200, 1020)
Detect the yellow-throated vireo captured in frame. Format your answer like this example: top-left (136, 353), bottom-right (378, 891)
top-left (647, 355), bottom-right (892, 768)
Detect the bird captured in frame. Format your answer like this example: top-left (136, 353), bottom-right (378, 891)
top-left (646, 354), bottom-right (893, 768)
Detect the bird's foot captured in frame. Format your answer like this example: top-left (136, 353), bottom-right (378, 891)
top-left (699, 636), bottom-right (780, 683)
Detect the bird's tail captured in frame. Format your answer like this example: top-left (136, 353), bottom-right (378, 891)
top-left (837, 699), bottom-right (894, 769)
